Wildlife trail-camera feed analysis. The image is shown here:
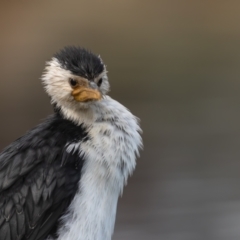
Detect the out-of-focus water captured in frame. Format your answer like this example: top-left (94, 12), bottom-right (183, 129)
top-left (1, 1), bottom-right (240, 239)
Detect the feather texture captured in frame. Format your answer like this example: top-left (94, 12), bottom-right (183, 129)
top-left (0, 115), bottom-right (87, 240)
top-left (0, 46), bottom-right (142, 240)
top-left (55, 96), bottom-right (142, 240)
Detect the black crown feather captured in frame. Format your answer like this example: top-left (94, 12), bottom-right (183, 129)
top-left (54, 46), bottom-right (104, 80)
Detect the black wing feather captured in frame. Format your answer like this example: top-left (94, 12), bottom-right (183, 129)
top-left (0, 114), bottom-right (87, 240)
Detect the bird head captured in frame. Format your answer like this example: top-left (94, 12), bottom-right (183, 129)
top-left (42, 46), bottom-right (109, 110)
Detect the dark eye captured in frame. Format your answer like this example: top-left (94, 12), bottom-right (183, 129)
top-left (69, 78), bottom-right (77, 87)
top-left (97, 78), bottom-right (103, 87)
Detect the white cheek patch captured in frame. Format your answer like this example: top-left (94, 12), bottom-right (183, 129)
top-left (41, 58), bottom-right (74, 106)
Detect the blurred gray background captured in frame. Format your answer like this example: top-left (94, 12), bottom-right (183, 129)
top-left (1, 1), bottom-right (240, 239)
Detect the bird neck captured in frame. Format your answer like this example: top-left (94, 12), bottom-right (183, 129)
top-left (57, 103), bottom-right (96, 127)
top-left (54, 96), bottom-right (142, 240)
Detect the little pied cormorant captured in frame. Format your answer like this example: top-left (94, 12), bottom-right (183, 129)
top-left (0, 46), bottom-right (142, 240)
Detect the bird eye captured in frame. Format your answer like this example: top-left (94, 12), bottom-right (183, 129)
top-left (69, 78), bottom-right (77, 87)
top-left (97, 78), bottom-right (103, 87)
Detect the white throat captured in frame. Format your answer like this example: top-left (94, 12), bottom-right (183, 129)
top-left (54, 96), bottom-right (142, 240)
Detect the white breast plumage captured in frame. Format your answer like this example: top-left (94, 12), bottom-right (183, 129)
top-left (55, 96), bottom-right (142, 240)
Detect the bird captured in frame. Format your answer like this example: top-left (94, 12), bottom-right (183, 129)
top-left (0, 46), bottom-right (142, 240)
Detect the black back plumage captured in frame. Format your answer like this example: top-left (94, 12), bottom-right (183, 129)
top-left (0, 113), bottom-right (88, 240)
top-left (54, 46), bottom-right (104, 80)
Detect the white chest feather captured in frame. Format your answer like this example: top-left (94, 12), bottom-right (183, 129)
top-left (54, 97), bottom-right (142, 240)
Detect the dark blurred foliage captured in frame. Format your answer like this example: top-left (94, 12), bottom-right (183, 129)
top-left (1, 1), bottom-right (240, 239)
